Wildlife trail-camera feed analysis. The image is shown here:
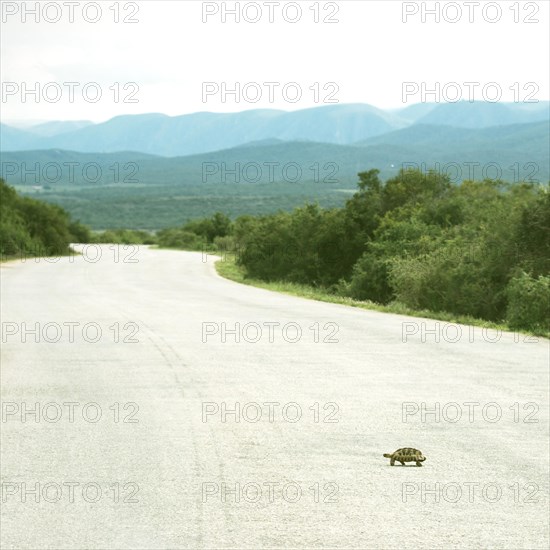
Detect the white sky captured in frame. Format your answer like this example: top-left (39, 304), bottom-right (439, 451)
top-left (1, 0), bottom-right (549, 123)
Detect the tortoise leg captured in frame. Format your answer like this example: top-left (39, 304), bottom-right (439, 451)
top-left (399, 461), bottom-right (405, 466)
top-left (390, 458), bottom-right (395, 466)
top-left (416, 461), bottom-right (422, 467)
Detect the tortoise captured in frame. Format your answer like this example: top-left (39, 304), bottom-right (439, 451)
top-left (383, 448), bottom-right (426, 466)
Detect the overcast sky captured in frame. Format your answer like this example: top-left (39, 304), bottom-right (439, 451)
top-left (1, 0), bottom-right (549, 124)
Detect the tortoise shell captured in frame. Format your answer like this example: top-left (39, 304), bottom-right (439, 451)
top-left (383, 448), bottom-right (426, 466)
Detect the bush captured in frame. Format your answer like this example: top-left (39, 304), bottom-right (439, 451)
top-left (515, 191), bottom-right (550, 277)
top-left (183, 212), bottom-right (231, 243)
top-left (345, 252), bottom-right (393, 303)
top-left (506, 272), bottom-right (550, 332)
top-left (93, 229), bottom-right (157, 245)
top-left (157, 228), bottom-right (204, 250)
top-left (389, 249), bottom-right (495, 318)
top-left (0, 221), bottom-right (36, 258)
top-left (0, 178), bottom-right (78, 258)
top-left (68, 220), bottom-right (92, 243)
top-left (213, 235), bottom-right (237, 254)
top-left (345, 211), bottom-right (441, 304)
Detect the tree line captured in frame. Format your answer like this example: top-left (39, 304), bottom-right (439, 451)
top-left (156, 168), bottom-right (549, 332)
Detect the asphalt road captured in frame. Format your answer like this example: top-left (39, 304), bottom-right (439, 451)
top-left (1, 245), bottom-right (548, 549)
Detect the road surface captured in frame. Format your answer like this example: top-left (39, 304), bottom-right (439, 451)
top-left (1, 245), bottom-right (548, 549)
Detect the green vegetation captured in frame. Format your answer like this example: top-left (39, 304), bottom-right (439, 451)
top-left (0, 178), bottom-right (91, 261)
top-left (90, 228), bottom-right (157, 245)
top-left (156, 212), bottom-right (231, 250)
top-left (172, 169), bottom-right (550, 334)
top-left (17, 182), bottom-right (350, 230)
top-left (506, 272), bottom-right (550, 333)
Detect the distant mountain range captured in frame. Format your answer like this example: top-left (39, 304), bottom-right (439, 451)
top-left (2, 103), bottom-right (548, 229)
top-left (2, 101), bottom-right (548, 157)
top-left (3, 121), bottom-right (548, 187)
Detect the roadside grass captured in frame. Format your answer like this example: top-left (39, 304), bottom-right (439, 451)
top-left (215, 257), bottom-right (549, 339)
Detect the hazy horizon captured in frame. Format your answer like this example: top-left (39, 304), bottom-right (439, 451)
top-left (3, 98), bottom-right (549, 128)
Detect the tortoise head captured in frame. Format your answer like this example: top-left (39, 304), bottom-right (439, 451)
top-left (418, 455), bottom-right (426, 461)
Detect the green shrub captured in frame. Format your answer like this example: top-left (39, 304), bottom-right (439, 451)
top-left (0, 178), bottom-right (78, 258)
top-left (68, 220), bottom-right (92, 243)
top-left (93, 228), bottom-right (157, 245)
top-left (157, 228), bottom-right (203, 250)
top-left (345, 252), bottom-right (393, 303)
top-left (388, 235), bottom-right (510, 321)
top-left (506, 272), bottom-right (550, 331)
top-left (213, 235), bottom-right (237, 255)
